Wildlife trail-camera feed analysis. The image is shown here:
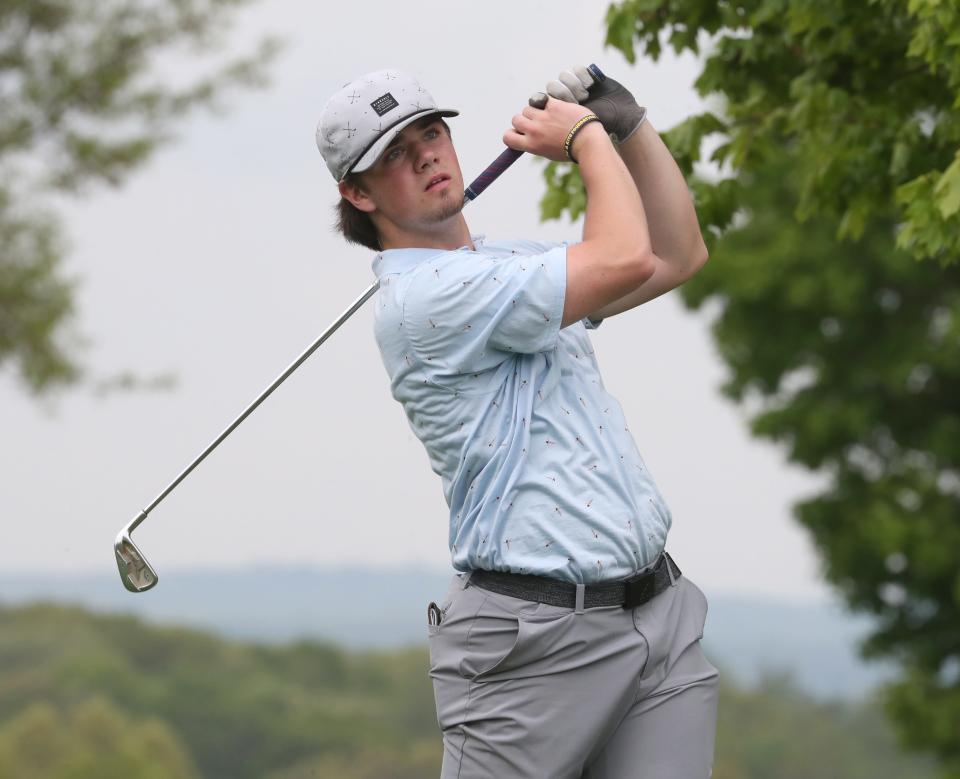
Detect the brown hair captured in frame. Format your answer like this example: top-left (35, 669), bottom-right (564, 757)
top-left (334, 170), bottom-right (382, 251)
top-left (333, 118), bottom-right (452, 252)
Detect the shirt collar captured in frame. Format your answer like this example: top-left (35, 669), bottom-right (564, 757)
top-left (372, 234), bottom-right (486, 278)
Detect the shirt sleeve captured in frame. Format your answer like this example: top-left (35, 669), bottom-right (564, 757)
top-left (402, 244), bottom-right (567, 373)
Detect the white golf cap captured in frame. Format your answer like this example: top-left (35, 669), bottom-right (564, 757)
top-left (316, 69), bottom-right (459, 183)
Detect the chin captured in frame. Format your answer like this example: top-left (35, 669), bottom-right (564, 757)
top-left (430, 194), bottom-right (464, 222)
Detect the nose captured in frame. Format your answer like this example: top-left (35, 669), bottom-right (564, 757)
top-left (415, 141), bottom-right (439, 171)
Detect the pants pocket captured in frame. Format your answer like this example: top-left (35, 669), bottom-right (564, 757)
top-left (458, 606), bottom-right (525, 680)
top-left (426, 573), bottom-right (469, 637)
top-left (429, 582), bottom-right (547, 682)
top-left (430, 584), bottom-right (525, 680)
top-left (630, 574), bottom-right (711, 696)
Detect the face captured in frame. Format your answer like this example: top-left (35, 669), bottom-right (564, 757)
top-left (339, 115), bottom-right (467, 245)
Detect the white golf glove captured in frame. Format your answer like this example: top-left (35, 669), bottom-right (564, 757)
top-left (530, 65), bottom-right (647, 144)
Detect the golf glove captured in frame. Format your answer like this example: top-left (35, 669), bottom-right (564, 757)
top-left (530, 65), bottom-right (647, 145)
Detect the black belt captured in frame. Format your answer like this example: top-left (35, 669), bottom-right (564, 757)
top-left (468, 551), bottom-right (681, 610)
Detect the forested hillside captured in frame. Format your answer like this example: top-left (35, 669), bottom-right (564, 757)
top-left (0, 603), bottom-right (939, 778)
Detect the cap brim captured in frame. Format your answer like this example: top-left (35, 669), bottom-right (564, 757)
top-left (344, 108), bottom-right (459, 180)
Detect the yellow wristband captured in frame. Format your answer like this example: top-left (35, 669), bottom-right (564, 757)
top-left (564, 114), bottom-right (601, 163)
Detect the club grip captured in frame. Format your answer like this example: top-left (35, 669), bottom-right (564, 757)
top-left (464, 147), bottom-right (523, 201)
top-left (587, 63), bottom-right (607, 84)
top-left (462, 64), bottom-right (607, 203)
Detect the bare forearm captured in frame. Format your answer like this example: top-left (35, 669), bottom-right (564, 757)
top-left (577, 122), bottom-right (652, 259)
top-left (616, 120), bottom-right (707, 272)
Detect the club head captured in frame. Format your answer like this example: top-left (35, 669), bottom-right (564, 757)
top-left (114, 528), bottom-right (158, 592)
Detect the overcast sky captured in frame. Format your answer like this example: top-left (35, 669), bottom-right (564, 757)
top-left (1, 0), bottom-right (835, 602)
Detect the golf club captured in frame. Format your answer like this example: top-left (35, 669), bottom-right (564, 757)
top-left (114, 64), bottom-right (608, 592)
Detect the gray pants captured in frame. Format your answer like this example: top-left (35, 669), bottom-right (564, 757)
top-left (427, 565), bottom-right (720, 778)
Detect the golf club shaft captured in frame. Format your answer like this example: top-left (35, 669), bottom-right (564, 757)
top-left (116, 63), bottom-right (614, 593)
top-left (135, 135), bottom-right (526, 524)
top-left (137, 280), bottom-right (378, 523)
top-left (130, 63), bottom-right (608, 528)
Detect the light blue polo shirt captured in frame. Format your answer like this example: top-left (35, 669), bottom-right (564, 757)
top-left (371, 234), bottom-right (672, 584)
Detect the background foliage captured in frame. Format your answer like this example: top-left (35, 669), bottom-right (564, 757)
top-left (0, 0), bottom-right (279, 395)
top-left (0, 603), bottom-right (941, 778)
top-left (542, 0), bottom-right (960, 773)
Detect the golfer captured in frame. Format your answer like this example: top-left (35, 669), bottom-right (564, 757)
top-left (317, 66), bottom-right (719, 778)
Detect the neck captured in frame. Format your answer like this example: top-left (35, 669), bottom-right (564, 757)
top-left (377, 213), bottom-right (474, 252)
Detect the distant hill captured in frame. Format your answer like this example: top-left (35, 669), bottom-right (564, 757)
top-left (0, 565), bottom-right (899, 703)
top-left (0, 601), bottom-right (937, 779)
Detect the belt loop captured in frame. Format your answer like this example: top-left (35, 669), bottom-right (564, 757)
top-left (460, 571), bottom-right (474, 590)
top-left (575, 583), bottom-right (585, 614)
top-left (666, 558), bottom-right (677, 587)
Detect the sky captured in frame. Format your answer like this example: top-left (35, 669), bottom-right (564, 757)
top-left (1, 0), bottom-right (835, 602)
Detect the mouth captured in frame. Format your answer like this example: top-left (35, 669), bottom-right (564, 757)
top-left (425, 174), bottom-right (451, 192)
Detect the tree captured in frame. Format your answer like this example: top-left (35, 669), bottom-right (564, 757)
top-left (0, 603), bottom-right (943, 778)
top-left (541, 0), bottom-right (960, 772)
top-left (0, 697), bottom-right (200, 777)
top-left (681, 156), bottom-right (960, 772)
top-left (0, 0), bottom-right (280, 396)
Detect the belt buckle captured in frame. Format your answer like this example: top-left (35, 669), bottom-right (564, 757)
top-left (621, 568), bottom-right (657, 610)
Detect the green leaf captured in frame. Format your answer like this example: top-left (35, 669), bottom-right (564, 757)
top-left (932, 151), bottom-right (960, 219)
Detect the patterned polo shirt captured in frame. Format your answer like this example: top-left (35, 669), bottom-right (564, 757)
top-left (371, 234), bottom-right (672, 584)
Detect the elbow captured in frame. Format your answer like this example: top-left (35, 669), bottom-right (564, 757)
top-left (691, 242), bottom-right (709, 274)
top-left (630, 244), bottom-right (660, 287)
top-left (695, 237), bottom-right (710, 266)
top-left (635, 247), bottom-right (658, 283)
top-left (613, 242), bottom-right (656, 284)
top-left (680, 240), bottom-right (710, 281)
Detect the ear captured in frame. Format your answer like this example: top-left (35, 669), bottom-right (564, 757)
top-left (338, 177), bottom-right (377, 214)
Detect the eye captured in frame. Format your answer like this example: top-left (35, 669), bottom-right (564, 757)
top-left (386, 146), bottom-right (404, 161)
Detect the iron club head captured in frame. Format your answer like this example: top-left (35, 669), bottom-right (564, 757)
top-left (114, 513), bottom-right (158, 592)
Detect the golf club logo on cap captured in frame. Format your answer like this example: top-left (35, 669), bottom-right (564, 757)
top-left (371, 92), bottom-right (399, 116)
top-left (316, 69), bottom-right (459, 182)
